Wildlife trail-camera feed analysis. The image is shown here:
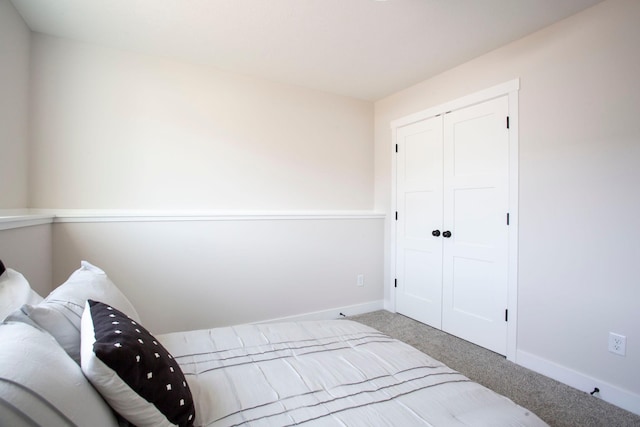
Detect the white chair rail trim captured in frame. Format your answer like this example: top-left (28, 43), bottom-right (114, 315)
top-left (1, 210), bottom-right (385, 229)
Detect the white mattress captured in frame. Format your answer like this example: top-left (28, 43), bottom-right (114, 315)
top-left (158, 320), bottom-right (547, 426)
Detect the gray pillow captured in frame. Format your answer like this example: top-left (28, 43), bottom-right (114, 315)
top-left (7, 261), bottom-right (140, 364)
top-left (0, 268), bottom-right (43, 321)
top-left (0, 320), bottom-right (119, 427)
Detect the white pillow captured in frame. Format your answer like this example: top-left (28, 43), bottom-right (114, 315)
top-left (0, 321), bottom-right (119, 427)
top-left (0, 268), bottom-right (43, 321)
top-left (9, 260), bottom-right (140, 364)
top-left (81, 300), bottom-right (195, 427)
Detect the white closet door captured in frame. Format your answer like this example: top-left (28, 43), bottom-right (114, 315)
top-left (441, 96), bottom-right (510, 355)
top-left (395, 116), bottom-right (444, 328)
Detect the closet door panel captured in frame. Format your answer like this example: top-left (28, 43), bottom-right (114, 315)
top-left (395, 116), bottom-right (443, 328)
top-left (442, 96), bottom-right (510, 355)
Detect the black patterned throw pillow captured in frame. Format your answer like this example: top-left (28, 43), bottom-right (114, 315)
top-left (81, 299), bottom-right (195, 427)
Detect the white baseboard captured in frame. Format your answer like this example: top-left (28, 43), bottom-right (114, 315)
top-left (256, 300), bottom-right (385, 324)
top-left (516, 349), bottom-right (640, 416)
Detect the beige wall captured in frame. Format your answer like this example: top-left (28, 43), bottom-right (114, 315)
top-left (0, 224), bottom-right (52, 296)
top-left (0, 0), bottom-right (30, 208)
top-left (53, 218), bottom-right (384, 333)
top-left (376, 0), bottom-right (640, 402)
top-left (29, 34), bottom-right (374, 210)
top-left (22, 32), bottom-right (384, 334)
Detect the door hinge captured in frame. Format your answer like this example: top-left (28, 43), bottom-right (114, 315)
top-left (506, 212), bottom-right (510, 225)
top-left (506, 116), bottom-right (510, 129)
top-left (395, 144), bottom-right (398, 153)
top-left (394, 278), bottom-right (397, 288)
top-left (505, 309), bottom-right (509, 322)
top-left (395, 211), bottom-right (398, 221)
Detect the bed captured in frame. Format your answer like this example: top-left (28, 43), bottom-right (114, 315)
top-left (0, 260), bottom-right (548, 426)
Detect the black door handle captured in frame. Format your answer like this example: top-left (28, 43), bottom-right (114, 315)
top-left (432, 230), bottom-right (441, 237)
top-left (442, 230), bottom-right (452, 238)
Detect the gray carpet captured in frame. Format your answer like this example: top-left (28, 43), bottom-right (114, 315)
top-left (349, 310), bottom-right (640, 427)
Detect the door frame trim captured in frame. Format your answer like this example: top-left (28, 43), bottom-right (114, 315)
top-left (389, 79), bottom-right (520, 361)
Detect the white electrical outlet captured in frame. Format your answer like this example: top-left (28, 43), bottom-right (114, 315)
top-left (608, 332), bottom-right (626, 356)
top-left (356, 274), bottom-right (364, 287)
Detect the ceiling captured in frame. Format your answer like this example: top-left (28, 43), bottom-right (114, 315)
top-left (10, 0), bottom-right (602, 101)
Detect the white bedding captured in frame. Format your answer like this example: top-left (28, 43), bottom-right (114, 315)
top-left (159, 320), bottom-right (547, 427)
